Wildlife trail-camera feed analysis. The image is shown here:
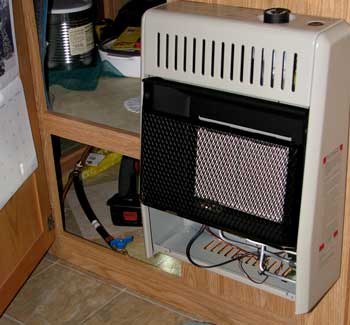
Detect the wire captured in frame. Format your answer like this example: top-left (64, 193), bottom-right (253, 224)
top-left (61, 145), bottom-right (92, 201)
top-left (208, 227), bottom-right (292, 263)
top-left (187, 225), bottom-right (270, 285)
top-left (206, 227), bottom-right (259, 251)
top-left (238, 258), bottom-right (269, 284)
top-left (186, 225), bottom-right (255, 269)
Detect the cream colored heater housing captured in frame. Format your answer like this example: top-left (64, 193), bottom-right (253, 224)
top-left (140, 1), bottom-right (350, 314)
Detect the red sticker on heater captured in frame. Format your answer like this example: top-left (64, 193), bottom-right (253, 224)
top-left (323, 145), bottom-right (343, 166)
top-left (319, 243), bottom-right (325, 252)
top-left (123, 211), bottom-right (138, 221)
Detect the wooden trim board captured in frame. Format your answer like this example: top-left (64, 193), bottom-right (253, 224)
top-left (43, 112), bottom-right (140, 159)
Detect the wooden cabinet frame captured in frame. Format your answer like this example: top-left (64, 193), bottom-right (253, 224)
top-left (0, 0), bottom-right (56, 313)
top-left (16, 0), bottom-right (350, 323)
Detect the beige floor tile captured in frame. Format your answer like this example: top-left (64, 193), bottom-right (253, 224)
top-left (83, 292), bottom-right (192, 325)
top-left (125, 289), bottom-right (202, 322)
top-left (6, 263), bottom-right (120, 325)
top-left (31, 258), bottom-right (54, 277)
top-left (56, 259), bottom-right (126, 290)
top-left (0, 315), bottom-right (21, 325)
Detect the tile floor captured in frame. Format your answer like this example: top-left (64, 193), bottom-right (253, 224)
top-left (0, 254), bottom-right (208, 325)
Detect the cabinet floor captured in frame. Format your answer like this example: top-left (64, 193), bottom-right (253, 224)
top-left (0, 254), bottom-right (207, 325)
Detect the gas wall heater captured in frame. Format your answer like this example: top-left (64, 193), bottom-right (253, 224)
top-left (139, 1), bottom-right (350, 314)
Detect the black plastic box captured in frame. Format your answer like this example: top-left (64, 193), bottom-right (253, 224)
top-left (107, 194), bottom-right (142, 227)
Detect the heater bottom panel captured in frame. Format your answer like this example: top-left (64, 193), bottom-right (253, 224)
top-left (147, 207), bottom-right (296, 300)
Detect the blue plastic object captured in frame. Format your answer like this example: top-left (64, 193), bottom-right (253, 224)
top-left (110, 236), bottom-right (134, 250)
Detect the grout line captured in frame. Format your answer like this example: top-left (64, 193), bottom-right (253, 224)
top-left (53, 259), bottom-right (202, 322)
top-left (78, 289), bottom-right (127, 324)
top-left (29, 259), bottom-right (60, 280)
top-left (55, 260), bottom-right (125, 290)
top-left (44, 255), bottom-right (60, 263)
top-left (124, 289), bottom-right (201, 321)
top-left (3, 314), bottom-right (24, 324)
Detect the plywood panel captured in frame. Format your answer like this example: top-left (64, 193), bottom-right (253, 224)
top-left (181, 264), bottom-right (296, 320)
top-left (100, 0), bottom-right (130, 19)
top-left (195, 0), bottom-right (349, 20)
top-left (0, 177), bottom-right (42, 280)
top-left (43, 112), bottom-right (140, 159)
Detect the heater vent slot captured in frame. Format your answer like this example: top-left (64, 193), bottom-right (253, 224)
top-left (183, 36), bottom-right (187, 72)
top-left (151, 31), bottom-right (306, 106)
top-left (201, 40), bottom-right (206, 75)
top-left (250, 47), bottom-right (255, 84)
top-left (292, 53), bottom-right (298, 92)
top-left (211, 41), bottom-right (215, 77)
top-left (230, 44), bottom-right (235, 81)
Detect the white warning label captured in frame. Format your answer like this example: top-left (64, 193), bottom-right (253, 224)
top-left (69, 23), bottom-right (94, 56)
top-left (323, 145), bottom-right (343, 215)
top-left (319, 144), bottom-right (344, 266)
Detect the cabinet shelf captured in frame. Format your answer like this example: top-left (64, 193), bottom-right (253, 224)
top-left (45, 77), bottom-right (141, 158)
top-left (50, 77), bottom-right (141, 133)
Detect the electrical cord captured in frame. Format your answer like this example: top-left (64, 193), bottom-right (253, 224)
top-left (238, 258), bottom-right (269, 284)
top-left (187, 225), bottom-right (270, 285)
top-left (206, 227), bottom-right (259, 251)
top-left (186, 225), bottom-right (256, 269)
top-left (208, 227), bottom-right (292, 264)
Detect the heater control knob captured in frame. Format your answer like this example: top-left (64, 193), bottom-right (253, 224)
top-left (264, 8), bottom-right (291, 24)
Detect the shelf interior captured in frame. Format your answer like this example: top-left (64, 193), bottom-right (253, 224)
top-left (50, 77), bottom-right (141, 133)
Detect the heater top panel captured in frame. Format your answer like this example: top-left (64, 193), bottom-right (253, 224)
top-left (142, 1), bottom-right (342, 108)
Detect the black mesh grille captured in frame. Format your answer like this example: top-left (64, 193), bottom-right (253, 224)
top-left (141, 112), bottom-right (303, 248)
top-left (195, 127), bottom-right (290, 223)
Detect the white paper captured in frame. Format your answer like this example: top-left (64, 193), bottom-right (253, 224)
top-left (0, 0), bottom-right (18, 89)
top-left (124, 96), bottom-right (141, 113)
top-left (0, 0), bottom-right (38, 209)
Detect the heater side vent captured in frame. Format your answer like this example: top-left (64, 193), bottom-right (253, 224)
top-left (230, 43), bottom-right (235, 81)
top-left (153, 32), bottom-right (301, 97)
